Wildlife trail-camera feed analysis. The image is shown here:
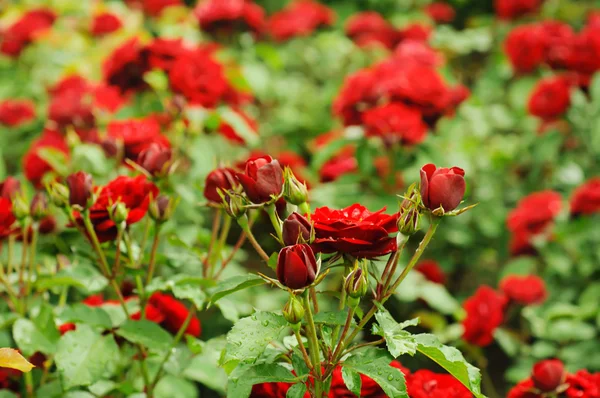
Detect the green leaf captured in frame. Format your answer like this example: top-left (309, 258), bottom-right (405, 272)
top-left (183, 337), bottom-right (228, 394)
top-left (116, 319), bottom-right (173, 351)
top-left (59, 304), bottom-right (112, 329)
top-left (13, 305), bottom-right (60, 356)
top-left (286, 383), bottom-right (307, 398)
top-left (313, 310), bottom-right (351, 326)
top-left (544, 319), bottom-right (596, 342)
top-left (373, 308), bottom-right (419, 358)
top-left (227, 363), bottom-right (299, 398)
top-left (343, 348), bottom-right (407, 398)
top-left (209, 274), bottom-right (265, 304)
top-left (55, 325), bottom-right (120, 389)
top-left (221, 311), bottom-right (287, 370)
top-left (155, 375), bottom-right (198, 398)
top-left (218, 107), bottom-right (259, 147)
top-left (171, 282), bottom-right (207, 309)
top-left (35, 264), bottom-right (107, 294)
top-left (341, 367), bottom-right (362, 397)
top-left (413, 334), bottom-right (484, 397)
top-left (37, 148), bottom-right (69, 176)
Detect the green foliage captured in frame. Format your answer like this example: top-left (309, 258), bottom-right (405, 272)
top-left (343, 348), bottom-right (408, 398)
top-left (13, 304), bottom-right (60, 356)
top-left (116, 320), bottom-right (173, 352)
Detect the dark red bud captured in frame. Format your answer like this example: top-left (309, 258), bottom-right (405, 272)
top-left (30, 192), bottom-right (48, 221)
top-left (204, 168), bottom-right (237, 203)
top-left (137, 143), bottom-right (172, 177)
top-left (236, 156), bottom-right (284, 204)
top-left (420, 163), bottom-right (466, 212)
top-left (532, 359), bottom-right (565, 392)
top-left (282, 212), bottom-right (312, 246)
top-left (276, 244), bottom-right (318, 290)
top-left (0, 177), bottom-right (21, 200)
top-left (66, 172), bottom-right (93, 209)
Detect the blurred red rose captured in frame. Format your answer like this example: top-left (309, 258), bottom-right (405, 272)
top-left (90, 12), bottom-right (122, 36)
top-left (194, 0), bottom-right (266, 35)
top-left (140, 0), bottom-right (182, 16)
top-left (0, 99), bottom-right (35, 127)
top-left (143, 38), bottom-right (186, 73)
top-left (398, 23), bottom-right (432, 42)
top-left (0, 9), bottom-right (56, 57)
top-left (23, 129), bottom-right (69, 188)
top-left (0, 177), bottom-right (21, 200)
top-left (345, 11), bottom-right (399, 49)
top-left (564, 370), bottom-right (600, 397)
top-left (415, 260), bottom-right (446, 284)
top-left (425, 2), bottom-right (456, 24)
top-left (532, 359), bottom-right (565, 392)
top-left (47, 75), bottom-right (96, 130)
top-left (236, 155), bottom-right (284, 203)
top-left (528, 75), bottom-right (572, 121)
top-left (566, 29), bottom-right (600, 87)
top-left (462, 285), bottom-right (507, 346)
top-left (0, 198), bottom-right (17, 241)
top-left (362, 103), bottom-right (428, 146)
top-left (507, 378), bottom-right (537, 398)
top-left (250, 381), bottom-right (292, 397)
top-left (504, 25), bottom-right (546, 73)
top-left (269, 1), bottom-right (335, 42)
top-left (218, 109), bottom-right (258, 144)
top-left (420, 163), bottom-right (466, 212)
top-left (67, 171), bottom-right (93, 209)
top-left (332, 69), bottom-right (379, 126)
top-left (393, 40), bottom-right (443, 68)
top-left (148, 292), bottom-right (201, 337)
top-left (93, 84), bottom-right (128, 113)
top-left (540, 21), bottom-right (575, 70)
top-left (311, 204), bottom-right (398, 258)
top-left (103, 38), bottom-right (149, 93)
top-left (76, 176), bottom-right (158, 243)
top-left (500, 275), bottom-right (547, 305)
top-left (570, 178), bottom-right (600, 216)
top-left (137, 143), bottom-right (172, 177)
top-left (59, 323), bottom-right (77, 335)
top-left (407, 369), bottom-right (472, 398)
top-left (107, 118), bottom-right (170, 162)
top-left (204, 168), bottom-right (238, 203)
top-left (495, 0), bottom-right (543, 20)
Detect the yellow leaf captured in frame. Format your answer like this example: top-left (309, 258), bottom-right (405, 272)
top-left (0, 348), bottom-right (34, 372)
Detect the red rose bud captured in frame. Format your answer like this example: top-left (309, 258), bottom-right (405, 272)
top-left (0, 177), bottom-right (21, 200)
top-left (204, 167), bottom-right (238, 203)
top-left (137, 143), bottom-right (172, 177)
top-left (282, 295), bottom-right (305, 327)
top-left (66, 172), bottom-right (93, 209)
top-left (149, 195), bottom-right (175, 223)
top-left (30, 192), bottom-right (48, 221)
top-left (236, 156), bottom-right (284, 204)
top-left (420, 163), bottom-right (466, 212)
top-left (283, 167), bottom-right (308, 205)
top-left (532, 359), bottom-right (565, 392)
top-left (276, 244), bottom-right (318, 290)
top-left (282, 212), bottom-right (312, 246)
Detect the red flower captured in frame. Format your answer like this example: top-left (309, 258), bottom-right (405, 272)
top-left (500, 275), bottom-right (547, 305)
top-left (67, 171), bottom-right (93, 209)
top-left (528, 75), bottom-right (572, 121)
top-left (495, 0), bottom-right (543, 20)
top-left (425, 2), bottom-right (456, 24)
top-left (398, 23), bottom-right (432, 42)
top-left (570, 178), bottom-right (600, 216)
top-left (504, 25), bottom-right (546, 73)
top-left (362, 103), bottom-right (428, 146)
top-left (345, 11), bottom-right (398, 49)
top-left (565, 370), bottom-right (600, 398)
top-left (269, 1), bottom-right (335, 42)
top-left (77, 176), bottom-right (159, 243)
top-left (566, 29), bottom-right (600, 87)
top-left (462, 286), bottom-right (507, 346)
top-left (148, 293), bottom-right (201, 337)
top-left (329, 362), bottom-right (408, 397)
top-left (407, 369), bottom-right (472, 398)
top-left (47, 75), bottom-right (96, 130)
top-left (143, 38), bottom-right (186, 73)
top-left (0, 198), bottom-right (17, 241)
top-left (415, 260), bottom-right (446, 284)
top-left (90, 13), bottom-right (122, 36)
top-left (332, 69), bottom-right (379, 126)
top-left (204, 168), bottom-right (238, 203)
top-left (0, 177), bottom-right (21, 200)
top-left (93, 84), bottom-right (128, 113)
top-left (140, 0), bottom-right (182, 16)
top-left (0, 9), bottom-right (56, 57)
top-left (194, 0), bottom-right (266, 35)
top-left (107, 118), bottom-right (170, 162)
top-left (131, 303), bottom-right (166, 324)
top-left (22, 129), bottom-right (69, 188)
top-left (420, 163), bottom-right (466, 212)
top-left (218, 109), bottom-right (258, 144)
top-left (540, 21), bottom-right (575, 70)
top-left (282, 212), bottom-right (312, 246)
top-left (507, 191), bottom-right (562, 256)
top-left (0, 99), bottom-right (35, 127)
top-left (59, 323), bottom-right (77, 335)
top-left (103, 38), bottom-right (149, 93)
top-left (137, 143), bottom-right (172, 177)
top-left (236, 155), bottom-right (284, 204)
top-left (277, 244), bottom-right (318, 290)
top-left (507, 379), bottom-right (538, 398)
top-left (311, 204), bottom-right (398, 258)
top-left (393, 40), bottom-right (443, 68)
top-left (250, 381), bottom-right (291, 397)
top-left (532, 359), bottom-right (565, 392)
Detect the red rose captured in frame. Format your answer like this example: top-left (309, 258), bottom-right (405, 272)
top-left (504, 25), bottom-right (546, 73)
top-left (282, 212), bottom-right (312, 246)
top-left (415, 260), bottom-right (446, 284)
top-left (107, 118), bottom-right (170, 162)
top-left (311, 204), bottom-right (398, 258)
top-left (140, 0), bottom-right (182, 16)
top-left (500, 275), bottom-right (547, 305)
top-left (93, 84), bottom-right (128, 114)
top-left (566, 29), bottom-right (600, 87)
top-left (277, 244), bottom-right (318, 290)
top-left (420, 163), bottom-right (466, 212)
top-left (0, 198), bottom-right (17, 241)
top-left (528, 75), bottom-right (572, 121)
top-left (103, 38), bottom-right (149, 93)
top-left (570, 178), bottom-right (600, 216)
top-left (77, 176), bottom-right (159, 243)
top-left (407, 369), bottom-right (472, 398)
top-left (495, 0), bottom-right (543, 20)
top-left (507, 379), bottom-right (538, 398)
top-left (462, 286), bottom-right (507, 346)
top-left (362, 103), bottom-right (428, 146)
top-left (393, 40), bottom-right (443, 68)
top-left (204, 168), bottom-right (238, 203)
top-left (90, 13), bottom-right (122, 36)
top-left (532, 359), bottom-right (565, 392)
top-left (0, 99), bottom-right (36, 127)
top-left (23, 129), bottom-right (69, 188)
top-left (425, 2), bottom-right (455, 24)
top-left (131, 303), bottom-right (166, 324)
top-left (137, 143), bottom-right (172, 177)
top-left (540, 21), bottom-right (575, 70)
top-left (0, 9), bottom-right (56, 57)
top-left (0, 177), bottom-right (21, 200)
top-left (194, 0), bottom-right (266, 35)
top-left (269, 1), bottom-right (335, 42)
top-left (507, 190), bottom-right (562, 256)
top-left (250, 381), bottom-right (292, 397)
top-left (66, 172), bottom-right (93, 209)
top-left (329, 362), bottom-right (408, 397)
top-left (236, 155), bottom-right (284, 204)
top-left (218, 109), bottom-right (258, 144)
top-left (345, 11), bottom-right (398, 49)
top-left (565, 370), bottom-right (600, 398)
top-left (148, 292), bottom-right (201, 337)
top-left (333, 69), bottom-right (379, 126)
top-left (398, 23), bottom-right (432, 42)
top-left (48, 75), bottom-right (96, 130)
top-left (143, 38), bottom-right (186, 73)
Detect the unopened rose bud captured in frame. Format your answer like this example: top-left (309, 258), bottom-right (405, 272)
top-left (276, 244), bottom-right (318, 290)
top-left (344, 268), bottom-right (368, 308)
top-left (532, 359), bottom-right (565, 392)
top-left (283, 295), bottom-right (305, 328)
top-left (220, 191), bottom-right (248, 219)
top-left (282, 212), bottom-right (312, 246)
top-left (0, 177), bottom-right (21, 200)
top-left (12, 196), bottom-right (29, 220)
top-left (420, 163), bottom-right (466, 213)
top-left (110, 202), bottom-right (129, 225)
top-left (48, 182), bottom-right (69, 207)
top-left (236, 155), bottom-right (284, 204)
top-left (283, 167), bottom-right (308, 206)
top-left (66, 172), bottom-right (93, 209)
top-left (149, 195), bottom-right (175, 223)
top-left (137, 144), bottom-right (172, 178)
top-left (30, 193), bottom-right (48, 221)
top-left (204, 167), bottom-right (238, 203)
